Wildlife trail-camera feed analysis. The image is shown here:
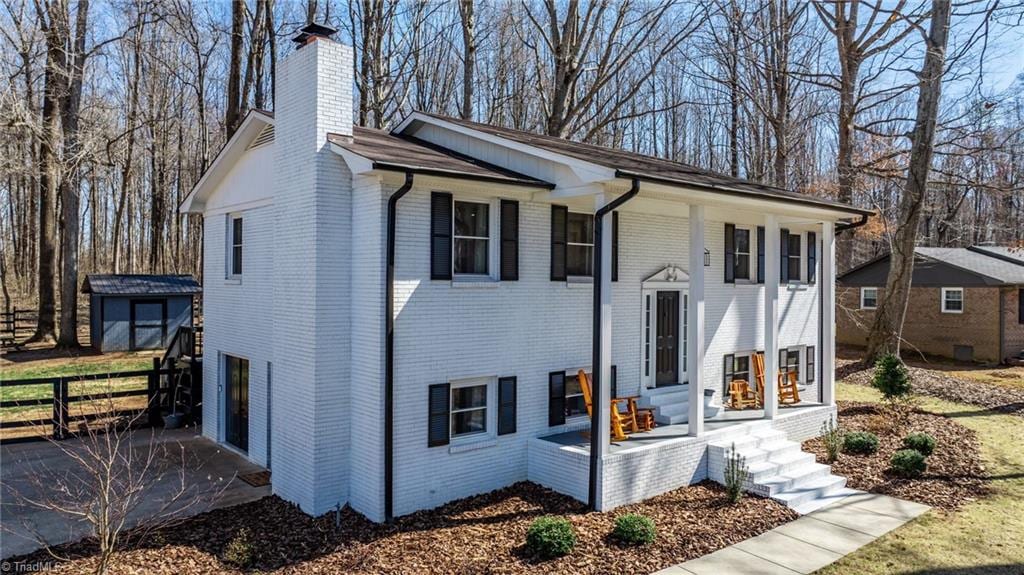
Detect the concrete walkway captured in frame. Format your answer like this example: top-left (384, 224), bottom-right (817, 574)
top-left (1, 427), bottom-right (270, 559)
top-left (656, 492), bottom-right (930, 575)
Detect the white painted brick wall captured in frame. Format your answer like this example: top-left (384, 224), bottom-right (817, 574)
top-left (771, 405), bottom-right (836, 442)
top-left (526, 439), bottom-right (589, 502)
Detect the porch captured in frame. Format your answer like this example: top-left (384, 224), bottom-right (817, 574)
top-left (527, 403), bottom-right (842, 512)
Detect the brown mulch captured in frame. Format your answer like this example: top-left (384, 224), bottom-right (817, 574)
top-left (803, 401), bottom-right (988, 512)
top-left (7, 481), bottom-right (796, 574)
top-left (840, 359), bottom-right (1024, 417)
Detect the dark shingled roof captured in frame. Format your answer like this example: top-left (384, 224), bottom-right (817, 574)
top-left (329, 127), bottom-right (553, 188)
top-left (410, 112), bottom-right (870, 215)
top-left (82, 274), bottom-right (202, 296)
top-left (915, 248), bottom-right (1024, 285)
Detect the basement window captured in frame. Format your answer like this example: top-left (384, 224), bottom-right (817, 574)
top-left (941, 287), bottom-right (964, 314)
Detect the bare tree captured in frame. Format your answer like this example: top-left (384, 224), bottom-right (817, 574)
top-left (459, 0), bottom-right (475, 120)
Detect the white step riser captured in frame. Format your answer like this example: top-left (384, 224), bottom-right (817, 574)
top-left (655, 413), bottom-right (688, 425)
top-left (774, 476), bottom-right (848, 509)
top-left (708, 440), bottom-right (799, 463)
top-left (657, 402), bottom-right (690, 417)
top-left (640, 392), bottom-right (689, 408)
top-left (710, 454), bottom-right (817, 485)
top-left (757, 465), bottom-right (833, 497)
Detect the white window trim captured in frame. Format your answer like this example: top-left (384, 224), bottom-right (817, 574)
top-left (226, 213), bottom-right (243, 281)
top-left (734, 225), bottom-right (756, 283)
top-left (860, 287), bottom-right (878, 309)
top-left (785, 231), bottom-right (805, 285)
top-left (449, 376), bottom-right (496, 444)
top-left (566, 211), bottom-right (595, 280)
top-left (941, 287), bottom-right (964, 314)
top-left (451, 196), bottom-right (499, 282)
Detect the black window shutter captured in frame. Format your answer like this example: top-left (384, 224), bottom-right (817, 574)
top-left (723, 354), bottom-right (735, 395)
top-left (807, 346), bottom-right (816, 383)
top-left (497, 376), bottom-right (517, 435)
top-left (500, 200), bottom-right (519, 281)
top-left (612, 212), bottom-right (620, 282)
top-left (724, 223), bottom-right (736, 284)
top-left (757, 226), bottom-right (765, 284)
top-left (1019, 289), bottom-right (1024, 324)
top-left (779, 348), bottom-right (787, 374)
top-left (430, 192), bottom-right (453, 280)
top-left (548, 371), bottom-right (566, 426)
top-left (807, 232), bottom-right (817, 284)
top-left (780, 228), bottom-right (790, 283)
top-left (427, 383), bottom-right (450, 447)
top-left (610, 365), bottom-right (618, 399)
top-left (550, 205), bottom-right (568, 281)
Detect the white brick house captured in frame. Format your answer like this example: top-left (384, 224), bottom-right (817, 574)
top-left (181, 26), bottom-right (870, 522)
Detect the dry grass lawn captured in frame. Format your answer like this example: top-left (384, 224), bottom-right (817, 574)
top-left (817, 383), bottom-right (1024, 574)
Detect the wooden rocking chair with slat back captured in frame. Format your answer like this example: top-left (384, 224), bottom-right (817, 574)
top-left (578, 370), bottom-right (649, 442)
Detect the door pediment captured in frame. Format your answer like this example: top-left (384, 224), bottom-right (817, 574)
top-left (642, 265), bottom-right (690, 289)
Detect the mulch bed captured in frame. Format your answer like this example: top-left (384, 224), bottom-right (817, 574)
top-left (7, 481), bottom-right (796, 574)
top-left (803, 401), bottom-right (988, 511)
top-left (839, 359), bottom-right (1024, 417)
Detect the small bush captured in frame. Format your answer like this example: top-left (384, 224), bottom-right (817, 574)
top-left (843, 431), bottom-right (880, 455)
top-left (903, 432), bottom-right (937, 457)
top-left (526, 516), bottom-right (576, 559)
top-left (723, 443), bottom-right (749, 504)
top-left (821, 418), bottom-right (843, 463)
top-left (223, 527), bottom-right (255, 568)
top-left (872, 354), bottom-right (912, 401)
top-left (612, 514), bottom-right (657, 546)
top-left (890, 449), bottom-right (928, 478)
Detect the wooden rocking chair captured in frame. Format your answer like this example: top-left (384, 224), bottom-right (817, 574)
top-left (578, 370), bottom-right (652, 442)
top-left (728, 380), bottom-right (759, 410)
top-left (779, 371), bottom-right (801, 405)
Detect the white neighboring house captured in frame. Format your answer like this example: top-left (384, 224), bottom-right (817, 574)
top-left (180, 26), bottom-right (871, 523)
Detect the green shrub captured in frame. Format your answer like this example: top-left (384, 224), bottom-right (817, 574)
top-left (612, 514), bottom-right (656, 546)
top-left (821, 418), bottom-right (843, 463)
top-left (903, 432), bottom-right (936, 457)
top-left (843, 431), bottom-right (880, 455)
top-left (526, 516), bottom-right (576, 559)
top-left (890, 449), bottom-right (928, 478)
top-left (724, 443), bottom-right (749, 504)
top-left (223, 527), bottom-right (255, 568)
top-left (872, 354), bottom-right (912, 401)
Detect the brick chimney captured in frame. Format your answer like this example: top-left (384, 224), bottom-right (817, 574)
top-left (271, 24), bottom-right (353, 515)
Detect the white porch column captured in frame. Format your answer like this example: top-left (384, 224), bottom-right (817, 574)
top-left (763, 214), bottom-right (780, 419)
top-left (597, 195), bottom-right (613, 454)
top-left (821, 221), bottom-right (836, 405)
top-left (687, 204), bottom-right (705, 436)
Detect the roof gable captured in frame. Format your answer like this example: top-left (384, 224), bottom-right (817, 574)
top-left (839, 247), bottom-right (1024, 287)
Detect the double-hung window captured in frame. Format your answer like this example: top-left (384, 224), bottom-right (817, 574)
top-left (450, 381), bottom-right (489, 438)
top-left (453, 200), bottom-right (490, 276)
top-left (941, 287), bottom-right (964, 314)
top-left (860, 287), bottom-right (878, 309)
top-left (780, 348), bottom-right (801, 382)
top-left (723, 353), bottom-right (753, 396)
top-left (563, 370), bottom-right (588, 418)
top-left (566, 212), bottom-right (594, 277)
top-left (734, 228), bottom-right (752, 281)
top-left (786, 232), bottom-right (802, 282)
top-left (228, 215), bottom-right (243, 278)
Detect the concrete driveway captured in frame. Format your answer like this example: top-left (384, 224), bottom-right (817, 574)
top-left (1, 427), bottom-right (270, 559)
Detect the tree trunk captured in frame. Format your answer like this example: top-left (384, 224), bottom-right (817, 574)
top-left (459, 0), bottom-right (476, 120)
top-left (864, 0), bottom-right (951, 362)
top-left (225, 0), bottom-right (245, 137)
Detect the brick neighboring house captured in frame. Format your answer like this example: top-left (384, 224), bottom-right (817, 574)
top-left (837, 246), bottom-right (1024, 363)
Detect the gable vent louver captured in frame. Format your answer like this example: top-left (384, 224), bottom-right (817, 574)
top-left (248, 124), bottom-right (275, 149)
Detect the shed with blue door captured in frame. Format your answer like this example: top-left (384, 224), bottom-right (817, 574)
top-left (81, 275), bottom-right (201, 352)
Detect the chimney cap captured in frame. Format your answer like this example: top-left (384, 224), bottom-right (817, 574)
top-left (292, 22), bottom-right (338, 46)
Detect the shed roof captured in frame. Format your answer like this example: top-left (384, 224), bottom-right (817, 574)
top-left (82, 274), bottom-right (202, 296)
top-left (328, 127), bottom-right (553, 188)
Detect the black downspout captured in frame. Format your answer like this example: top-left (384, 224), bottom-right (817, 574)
top-left (385, 172), bottom-right (414, 522)
top-left (589, 178), bottom-right (640, 510)
top-left (835, 212), bottom-right (869, 233)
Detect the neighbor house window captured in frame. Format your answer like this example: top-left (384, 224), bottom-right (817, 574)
top-left (229, 215), bottom-right (243, 277)
top-left (563, 370), bottom-right (587, 418)
top-left (566, 212), bottom-right (594, 277)
top-left (734, 227), bottom-right (751, 281)
top-left (861, 287), bottom-right (878, 309)
top-left (941, 287), bottom-right (964, 314)
top-left (453, 200), bottom-right (490, 275)
top-left (787, 233), bottom-right (802, 281)
top-left (450, 380), bottom-right (488, 438)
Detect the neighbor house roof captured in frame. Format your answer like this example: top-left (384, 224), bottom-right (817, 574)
top-left (839, 246), bottom-right (1024, 287)
top-left (968, 245), bottom-right (1024, 265)
top-left (328, 127), bottom-right (553, 188)
top-left (81, 274), bottom-right (202, 296)
top-left (403, 112), bottom-right (871, 216)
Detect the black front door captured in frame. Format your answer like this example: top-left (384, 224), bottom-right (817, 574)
top-left (226, 356), bottom-right (249, 452)
top-left (656, 291), bottom-right (680, 386)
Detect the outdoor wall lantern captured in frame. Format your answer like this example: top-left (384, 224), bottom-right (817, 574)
top-left (704, 248), bottom-right (711, 267)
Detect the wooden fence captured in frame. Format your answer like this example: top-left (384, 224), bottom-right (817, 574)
top-left (0, 305), bottom-right (91, 347)
top-left (0, 358), bottom-right (200, 445)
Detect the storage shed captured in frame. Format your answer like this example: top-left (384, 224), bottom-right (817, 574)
top-left (81, 274), bottom-right (201, 352)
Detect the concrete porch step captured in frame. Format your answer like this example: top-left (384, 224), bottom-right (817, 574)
top-left (639, 385), bottom-right (691, 425)
top-left (755, 462), bottom-right (833, 497)
top-left (773, 475), bottom-right (852, 513)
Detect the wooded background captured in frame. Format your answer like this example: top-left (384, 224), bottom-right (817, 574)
top-left (1, 0), bottom-right (1022, 348)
